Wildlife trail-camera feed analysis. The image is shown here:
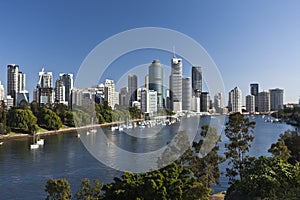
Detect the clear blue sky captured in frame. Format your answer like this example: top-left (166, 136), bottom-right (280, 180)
top-left (1, 0), bottom-right (300, 103)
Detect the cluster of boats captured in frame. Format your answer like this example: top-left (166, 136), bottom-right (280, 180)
top-left (30, 136), bottom-right (45, 149)
top-left (110, 119), bottom-right (178, 132)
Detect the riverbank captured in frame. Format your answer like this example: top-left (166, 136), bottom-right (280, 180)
top-left (0, 120), bottom-right (142, 141)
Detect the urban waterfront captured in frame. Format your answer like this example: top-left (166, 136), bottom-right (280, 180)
top-left (0, 115), bottom-right (295, 199)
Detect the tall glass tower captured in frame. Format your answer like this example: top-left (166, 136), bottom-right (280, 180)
top-left (170, 57), bottom-right (182, 112)
top-left (128, 74), bottom-right (137, 106)
top-left (148, 60), bottom-right (163, 109)
top-left (192, 66), bottom-right (202, 97)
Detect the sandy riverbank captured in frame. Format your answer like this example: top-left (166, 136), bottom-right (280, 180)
top-left (0, 120), bottom-right (142, 141)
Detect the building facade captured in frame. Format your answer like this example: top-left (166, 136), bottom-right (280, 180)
top-left (104, 79), bottom-right (115, 108)
top-left (7, 64), bottom-right (19, 105)
top-left (246, 94), bottom-right (255, 113)
top-left (182, 77), bottom-right (191, 111)
top-left (228, 87), bottom-right (242, 113)
top-left (192, 66), bottom-right (202, 97)
top-left (128, 74), bottom-right (138, 106)
top-left (257, 91), bottom-right (270, 113)
top-left (250, 83), bottom-right (259, 112)
top-left (149, 60), bottom-right (163, 109)
top-left (170, 57), bottom-right (182, 112)
top-left (269, 88), bottom-right (284, 111)
top-left (200, 92), bottom-right (210, 112)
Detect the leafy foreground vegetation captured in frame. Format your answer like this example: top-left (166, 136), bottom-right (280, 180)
top-left (44, 113), bottom-right (300, 199)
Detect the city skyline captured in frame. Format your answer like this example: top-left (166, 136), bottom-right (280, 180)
top-left (1, 1), bottom-right (300, 103)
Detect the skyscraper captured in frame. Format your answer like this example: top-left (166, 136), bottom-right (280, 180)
top-left (0, 81), bottom-right (4, 101)
top-left (55, 79), bottom-right (66, 103)
top-left (200, 92), bottom-right (210, 112)
top-left (269, 88), bottom-right (284, 111)
top-left (7, 64), bottom-right (19, 105)
top-left (182, 77), bottom-right (191, 111)
top-left (250, 83), bottom-right (259, 111)
top-left (257, 91), bottom-right (270, 113)
top-left (128, 74), bottom-right (138, 106)
top-left (228, 87), bottom-right (242, 113)
top-left (149, 60), bottom-right (163, 109)
top-left (59, 73), bottom-right (73, 103)
top-left (246, 95), bottom-right (255, 113)
top-left (35, 67), bottom-right (54, 105)
top-left (104, 79), bottom-right (115, 108)
top-left (214, 93), bottom-right (222, 113)
top-left (192, 66), bottom-right (202, 97)
top-left (17, 71), bottom-right (26, 92)
top-left (170, 57), bottom-right (182, 112)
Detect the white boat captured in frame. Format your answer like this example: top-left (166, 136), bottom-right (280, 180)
top-left (87, 117), bottom-right (97, 135)
top-left (0, 141), bottom-right (3, 145)
top-left (37, 138), bottom-right (44, 146)
top-left (30, 134), bottom-right (39, 149)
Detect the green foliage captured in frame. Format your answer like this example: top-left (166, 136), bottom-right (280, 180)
top-left (53, 103), bottom-right (75, 127)
top-left (268, 140), bottom-right (291, 162)
top-left (38, 107), bottom-right (62, 130)
top-left (104, 163), bottom-right (211, 200)
top-left (129, 106), bottom-right (142, 119)
top-left (224, 113), bottom-right (256, 184)
top-left (226, 156), bottom-right (300, 199)
top-left (0, 100), bottom-right (9, 134)
top-left (7, 108), bottom-right (38, 133)
top-left (72, 108), bottom-right (91, 127)
top-left (45, 178), bottom-right (72, 200)
top-left (75, 178), bottom-right (104, 200)
top-left (273, 130), bottom-right (300, 165)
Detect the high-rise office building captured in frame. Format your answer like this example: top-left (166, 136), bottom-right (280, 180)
top-left (228, 87), bottom-right (242, 113)
top-left (104, 79), bottom-right (115, 108)
top-left (192, 66), bottom-right (202, 97)
top-left (17, 71), bottom-right (26, 92)
top-left (35, 67), bottom-right (54, 105)
top-left (200, 92), bottom-right (210, 112)
top-left (214, 93), bottom-right (222, 113)
top-left (170, 57), bottom-right (182, 112)
top-left (119, 87), bottom-right (129, 106)
top-left (257, 91), bottom-right (270, 113)
top-left (0, 81), bottom-right (4, 101)
top-left (182, 77), bottom-right (191, 111)
top-left (246, 95), bottom-right (255, 113)
top-left (269, 88), bottom-right (284, 111)
top-left (144, 74), bottom-right (149, 90)
top-left (141, 88), bottom-right (157, 114)
top-left (128, 74), bottom-right (137, 106)
top-left (59, 73), bottom-right (73, 103)
top-left (250, 83), bottom-right (259, 111)
top-left (149, 60), bottom-right (163, 109)
top-left (55, 79), bottom-right (66, 103)
top-left (7, 64), bottom-right (19, 105)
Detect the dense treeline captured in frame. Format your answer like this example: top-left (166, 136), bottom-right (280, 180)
top-left (0, 100), bottom-right (142, 135)
top-left (274, 106), bottom-right (300, 126)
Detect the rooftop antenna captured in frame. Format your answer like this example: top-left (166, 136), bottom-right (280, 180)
top-left (173, 45), bottom-right (176, 58)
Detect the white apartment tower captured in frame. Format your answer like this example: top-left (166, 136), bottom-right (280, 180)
top-left (104, 79), bottom-right (115, 108)
top-left (228, 87), bottom-right (242, 113)
top-left (0, 81), bottom-right (4, 101)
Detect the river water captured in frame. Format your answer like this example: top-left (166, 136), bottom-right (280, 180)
top-left (0, 115), bottom-right (295, 199)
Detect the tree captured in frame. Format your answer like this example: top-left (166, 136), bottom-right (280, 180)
top-left (224, 113), bottom-right (256, 184)
top-left (45, 178), bottom-right (71, 200)
top-left (7, 108), bottom-right (38, 133)
top-left (225, 156), bottom-right (300, 199)
top-left (38, 107), bottom-right (62, 130)
top-left (103, 162), bottom-right (211, 200)
top-left (75, 178), bottom-right (104, 200)
top-left (268, 140), bottom-right (291, 162)
top-left (273, 130), bottom-right (300, 165)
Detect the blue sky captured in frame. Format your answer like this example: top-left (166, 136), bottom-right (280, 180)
top-left (0, 0), bottom-right (300, 103)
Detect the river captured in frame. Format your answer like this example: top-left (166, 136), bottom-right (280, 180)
top-left (0, 115), bottom-right (295, 199)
